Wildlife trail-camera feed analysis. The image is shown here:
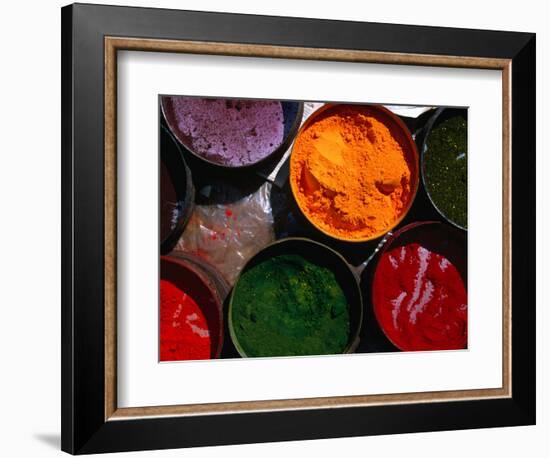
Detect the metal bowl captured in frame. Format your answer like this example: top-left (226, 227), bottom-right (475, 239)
top-left (161, 96), bottom-right (304, 170)
top-left (228, 237), bottom-right (363, 358)
top-left (289, 103), bottom-right (419, 243)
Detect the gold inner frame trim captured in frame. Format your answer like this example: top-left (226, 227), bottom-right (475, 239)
top-left (104, 36), bottom-right (512, 421)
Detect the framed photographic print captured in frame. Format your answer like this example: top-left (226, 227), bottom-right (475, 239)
top-left (61, 3), bottom-right (536, 454)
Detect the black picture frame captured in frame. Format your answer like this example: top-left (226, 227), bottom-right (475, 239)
top-left (61, 3), bottom-right (535, 454)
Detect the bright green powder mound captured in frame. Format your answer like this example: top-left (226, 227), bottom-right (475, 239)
top-left (231, 254), bottom-right (351, 357)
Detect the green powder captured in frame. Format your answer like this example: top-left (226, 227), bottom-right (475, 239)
top-left (424, 115), bottom-right (468, 228)
top-left (230, 254), bottom-right (351, 357)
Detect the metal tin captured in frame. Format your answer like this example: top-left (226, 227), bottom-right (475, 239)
top-left (289, 103), bottom-right (420, 243)
top-left (161, 96), bottom-right (304, 170)
top-left (160, 255), bottom-right (224, 359)
top-left (420, 107), bottom-right (468, 231)
top-left (228, 237), bottom-right (363, 358)
top-left (370, 221), bottom-right (467, 351)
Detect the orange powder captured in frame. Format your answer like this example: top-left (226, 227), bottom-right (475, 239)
top-left (290, 105), bottom-right (417, 241)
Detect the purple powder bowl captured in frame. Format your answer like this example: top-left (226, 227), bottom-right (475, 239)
top-left (161, 96), bottom-right (303, 168)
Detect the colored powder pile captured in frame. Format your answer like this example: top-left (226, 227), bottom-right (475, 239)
top-left (160, 279), bottom-right (212, 361)
top-left (290, 105), bottom-right (416, 241)
top-left (170, 97), bottom-right (285, 167)
top-left (423, 115), bottom-right (468, 228)
top-left (231, 254), bottom-right (350, 357)
top-left (373, 243), bottom-right (467, 351)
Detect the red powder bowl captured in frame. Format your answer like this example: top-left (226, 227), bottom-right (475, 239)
top-left (371, 221), bottom-right (467, 352)
top-left (160, 256), bottom-right (224, 361)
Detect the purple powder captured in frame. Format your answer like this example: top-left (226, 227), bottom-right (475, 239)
top-left (169, 97), bottom-right (285, 167)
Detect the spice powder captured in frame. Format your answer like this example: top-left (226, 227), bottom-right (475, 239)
top-left (160, 279), bottom-right (212, 361)
top-left (169, 97), bottom-right (285, 167)
top-left (423, 115), bottom-right (468, 228)
top-left (373, 242), bottom-right (467, 351)
top-left (291, 105), bottom-right (416, 241)
top-left (231, 254), bottom-right (351, 357)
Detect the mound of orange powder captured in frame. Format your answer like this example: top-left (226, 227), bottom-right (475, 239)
top-left (290, 105), bottom-right (417, 241)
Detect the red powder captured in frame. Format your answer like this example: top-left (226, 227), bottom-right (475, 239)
top-left (160, 279), bottom-right (212, 361)
top-left (373, 243), bottom-right (467, 351)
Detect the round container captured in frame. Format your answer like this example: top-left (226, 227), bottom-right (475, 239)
top-left (160, 125), bottom-right (195, 255)
top-left (371, 221), bottom-right (467, 351)
top-left (421, 108), bottom-right (468, 230)
top-left (161, 97), bottom-right (304, 169)
top-left (169, 251), bottom-right (231, 303)
top-left (228, 237), bottom-right (363, 358)
top-left (289, 104), bottom-right (419, 243)
top-left (160, 255), bottom-right (224, 360)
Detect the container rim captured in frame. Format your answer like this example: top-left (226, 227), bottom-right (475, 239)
top-left (160, 254), bottom-right (225, 359)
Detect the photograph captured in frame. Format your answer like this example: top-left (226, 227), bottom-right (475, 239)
top-left (54, 2), bottom-right (538, 455)
top-left (0, 0), bottom-right (544, 457)
top-left (159, 96), bottom-right (468, 361)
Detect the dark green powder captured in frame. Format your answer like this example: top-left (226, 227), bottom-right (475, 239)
top-left (230, 254), bottom-right (351, 357)
top-left (424, 115), bottom-right (467, 228)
